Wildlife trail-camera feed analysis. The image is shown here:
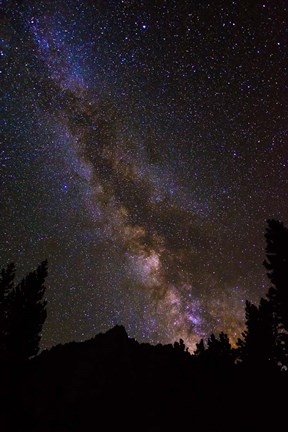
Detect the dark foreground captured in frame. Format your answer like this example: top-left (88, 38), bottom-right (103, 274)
top-left (0, 326), bottom-right (286, 432)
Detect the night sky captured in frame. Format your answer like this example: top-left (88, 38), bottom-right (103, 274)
top-left (1, 0), bottom-right (287, 351)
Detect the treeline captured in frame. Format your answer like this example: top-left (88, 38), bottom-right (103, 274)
top-left (195, 219), bottom-right (288, 371)
top-left (0, 220), bottom-right (287, 369)
top-left (0, 220), bottom-right (287, 431)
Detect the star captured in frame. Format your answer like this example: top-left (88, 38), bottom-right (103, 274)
top-left (1, 0), bottom-right (287, 351)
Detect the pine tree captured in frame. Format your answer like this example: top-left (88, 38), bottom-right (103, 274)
top-left (0, 263), bottom-right (16, 358)
top-left (0, 261), bottom-right (48, 362)
top-left (264, 219), bottom-right (288, 366)
top-left (208, 332), bottom-right (233, 366)
top-left (237, 220), bottom-right (288, 368)
top-left (194, 333), bottom-right (233, 368)
top-left (194, 338), bottom-right (205, 357)
top-left (237, 299), bottom-right (276, 368)
top-left (8, 260), bottom-right (48, 361)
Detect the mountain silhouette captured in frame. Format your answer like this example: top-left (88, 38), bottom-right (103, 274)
top-left (0, 324), bottom-right (287, 432)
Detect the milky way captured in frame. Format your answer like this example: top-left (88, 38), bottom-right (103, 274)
top-left (1, 0), bottom-right (287, 350)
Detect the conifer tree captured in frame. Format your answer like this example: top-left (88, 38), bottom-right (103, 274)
top-left (237, 219), bottom-right (287, 368)
top-left (194, 332), bottom-right (233, 367)
top-left (194, 338), bottom-right (205, 357)
top-left (0, 261), bottom-right (48, 361)
top-left (0, 263), bottom-right (16, 358)
top-left (264, 219), bottom-right (288, 365)
top-left (237, 299), bottom-right (276, 368)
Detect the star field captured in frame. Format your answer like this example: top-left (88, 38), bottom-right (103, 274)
top-left (1, 0), bottom-right (288, 350)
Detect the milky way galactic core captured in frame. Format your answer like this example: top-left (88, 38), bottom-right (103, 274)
top-left (1, 0), bottom-right (287, 350)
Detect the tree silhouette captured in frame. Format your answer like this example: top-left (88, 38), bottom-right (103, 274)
top-left (173, 338), bottom-right (188, 353)
top-left (237, 219), bottom-right (288, 368)
top-left (0, 263), bottom-right (16, 359)
top-left (194, 332), bottom-right (234, 368)
top-left (0, 261), bottom-right (48, 362)
top-left (264, 219), bottom-right (288, 366)
top-left (237, 298), bottom-right (276, 368)
top-left (194, 338), bottom-right (205, 357)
